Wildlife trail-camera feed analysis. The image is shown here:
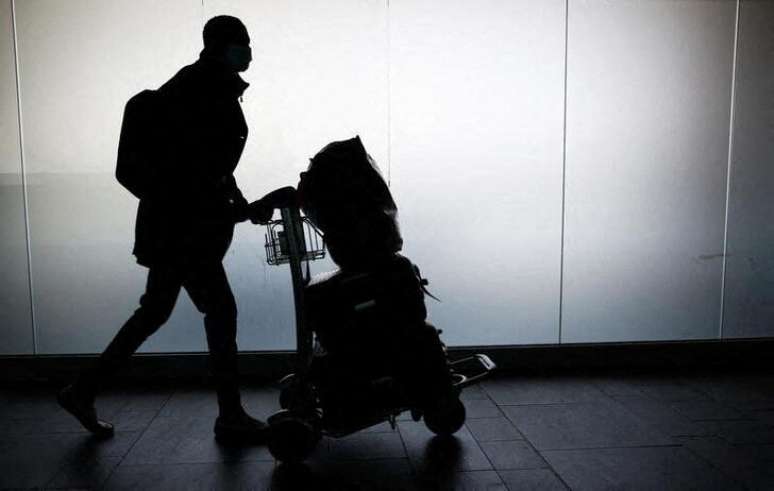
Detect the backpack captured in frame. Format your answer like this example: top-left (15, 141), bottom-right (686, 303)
top-left (115, 89), bottom-right (164, 198)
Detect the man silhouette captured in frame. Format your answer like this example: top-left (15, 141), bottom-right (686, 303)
top-left (58, 15), bottom-right (274, 442)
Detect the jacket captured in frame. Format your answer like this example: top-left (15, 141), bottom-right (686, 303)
top-left (132, 56), bottom-right (250, 267)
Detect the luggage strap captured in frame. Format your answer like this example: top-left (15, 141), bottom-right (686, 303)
top-left (414, 264), bottom-right (441, 302)
top-left (421, 280), bottom-right (441, 302)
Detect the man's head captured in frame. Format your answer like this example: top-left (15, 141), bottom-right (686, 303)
top-left (202, 15), bottom-right (252, 72)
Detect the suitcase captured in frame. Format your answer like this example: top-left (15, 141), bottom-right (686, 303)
top-left (305, 254), bottom-right (427, 356)
top-left (304, 254), bottom-right (452, 408)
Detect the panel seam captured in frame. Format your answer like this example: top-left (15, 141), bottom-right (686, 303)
top-left (719, 0), bottom-right (741, 340)
top-left (386, 0), bottom-right (392, 186)
top-left (558, 0), bottom-right (569, 344)
top-left (10, 0), bottom-right (37, 355)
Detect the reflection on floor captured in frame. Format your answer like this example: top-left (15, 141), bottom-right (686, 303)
top-left (1, 368), bottom-right (773, 490)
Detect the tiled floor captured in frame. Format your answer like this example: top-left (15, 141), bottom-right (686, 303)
top-left (2, 369), bottom-right (774, 490)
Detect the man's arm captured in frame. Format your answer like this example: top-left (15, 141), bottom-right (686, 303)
top-left (223, 175), bottom-right (251, 223)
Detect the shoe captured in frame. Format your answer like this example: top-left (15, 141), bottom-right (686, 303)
top-left (214, 409), bottom-right (268, 444)
top-left (57, 385), bottom-right (114, 439)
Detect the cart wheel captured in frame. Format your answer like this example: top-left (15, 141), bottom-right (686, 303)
top-left (424, 397), bottom-right (466, 436)
top-left (279, 382), bottom-right (317, 412)
top-left (278, 374), bottom-right (296, 410)
top-left (268, 415), bottom-right (320, 463)
top-left (451, 372), bottom-right (466, 386)
top-left (279, 385), bottom-right (294, 410)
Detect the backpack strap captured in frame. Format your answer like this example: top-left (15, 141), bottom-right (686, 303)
top-left (413, 264), bottom-right (441, 302)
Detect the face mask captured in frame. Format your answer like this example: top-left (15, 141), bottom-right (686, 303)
top-left (225, 45), bottom-right (252, 72)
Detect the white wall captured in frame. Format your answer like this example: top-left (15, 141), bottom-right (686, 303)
top-left (0, 0), bottom-right (772, 354)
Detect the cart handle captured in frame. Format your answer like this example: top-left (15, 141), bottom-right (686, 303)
top-left (449, 354), bottom-right (496, 388)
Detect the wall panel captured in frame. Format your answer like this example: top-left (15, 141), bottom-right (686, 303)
top-left (389, 0), bottom-right (566, 346)
top-left (16, 0), bottom-right (206, 354)
top-left (561, 0), bottom-right (736, 343)
top-left (203, 0), bottom-right (389, 351)
top-left (723, 0), bottom-right (774, 339)
top-left (0, 0), bottom-right (33, 355)
top-left (15, 0), bottom-right (387, 353)
top-left (4, 0), bottom-right (770, 354)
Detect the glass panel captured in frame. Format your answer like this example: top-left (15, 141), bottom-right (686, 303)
top-left (17, 0), bottom-right (387, 353)
top-left (389, 0), bottom-right (567, 346)
top-left (203, 0), bottom-right (389, 350)
top-left (723, 0), bottom-right (774, 339)
top-left (16, 0), bottom-right (206, 354)
top-left (14, 0), bottom-right (756, 352)
top-left (0, 0), bottom-right (33, 355)
top-left (562, 0), bottom-right (736, 343)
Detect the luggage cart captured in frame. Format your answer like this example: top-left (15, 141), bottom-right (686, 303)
top-left (263, 205), bottom-right (496, 463)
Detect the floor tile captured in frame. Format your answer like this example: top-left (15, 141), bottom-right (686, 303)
top-left (498, 469), bottom-right (569, 490)
top-left (543, 445), bottom-right (742, 491)
top-left (460, 384), bottom-right (489, 401)
top-left (241, 386), bottom-right (283, 417)
top-left (687, 375), bottom-right (774, 408)
top-left (157, 389), bottom-right (218, 418)
top-left (47, 455), bottom-right (122, 489)
top-left (156, 386), bottom-right (282, 422)
top-left (122, 415), bottom-right (272, 464)
top-left (464, 398), bottom-right (502, 419)
top-left (104, 461), bottom-right (275, 490)
top-left (636, 381), bottom-right (711, 402)
top-left (678, 436), bottom-right (774, 490)
top-left (416, 470), bottom-right (506, 490)
top-left (324, 431), bottom-right (406, 460)
top-left (669, 399), bottom-right (747, 421)
top-left (0, 429), bottom-right (139, 487)
top-left (478, 441), bottom-right (546, 470)
top-left (712, 420), bottom-right (774, 445)
top-left (0, 435), bottom-right (74, 488)
top-left (115, 387), bottom-right (173, 413)
top-left (465, 417), bottom-right (523, 442)
top-left (0, 390), bottom-right (126, 436)
top-left (728, 399), bottom-right (774, 414)
top-left (0, 413), bottom-right (86, 436)
top-left (110, 408), bottom-right (161, 433)
top-left (588, 376), bottom-right (647, 397)
top-left (614, 396), bottom-right (716, 437)
top-left (96, 390), bottom-right (135, 413)
top-left (361, 421), bottom-right (398, 433)
top-left (502, 401), bottom-right (673, 450)
top-left (58, 430), bottom-right (144, 460)
top-left (14, 406), bottom-right (149, 437)
top-left (482, 377), bottom-right (606, 405)
top-left (276, 458), bottom-right (417, 491)
top-left (399, 421), bottom-right (492, 473)
top-left (1, 388), bottom-right (121, 419)
top-left (751, 408), bottom-right (774, 426)
top-left (4, 370), bottom-right (774, 490)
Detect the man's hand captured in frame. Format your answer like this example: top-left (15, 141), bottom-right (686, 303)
top-left (247, 187), bottom-right (299, 225)
top-left (247, 199), bottom-right (274, 225)
top-left (261, 186), bottom-right (298, 209)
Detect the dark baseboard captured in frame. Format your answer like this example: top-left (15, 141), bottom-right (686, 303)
top-left (454, 337), bottom-right (774, 374)
top-left (1, 338), bottom-right (773, 388)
